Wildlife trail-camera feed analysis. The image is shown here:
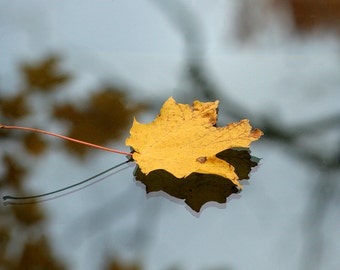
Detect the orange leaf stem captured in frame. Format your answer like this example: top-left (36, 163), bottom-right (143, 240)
top-left (0, 124), bottom-right (132, 156)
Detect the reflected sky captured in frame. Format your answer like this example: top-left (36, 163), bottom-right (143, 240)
top-left (1, 1), bottom-right (339, 270)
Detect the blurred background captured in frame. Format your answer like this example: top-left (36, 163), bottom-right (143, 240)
top-left (0, 0), bottom-right (339, 269)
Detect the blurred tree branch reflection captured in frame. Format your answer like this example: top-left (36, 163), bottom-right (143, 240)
top-left (154, 1), bottom-right (340, 269)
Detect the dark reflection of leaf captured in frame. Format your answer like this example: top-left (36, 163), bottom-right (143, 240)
top-left (135, 168), bottom-right (239, 212)
top-left (134, 148), bottom-right (260, 212)
top-left (53, 88), bottom-right (147, 157)
top-left (21, 55), bottom-right (71, 91)
top-left (217, 147), bottom-right (260, 180)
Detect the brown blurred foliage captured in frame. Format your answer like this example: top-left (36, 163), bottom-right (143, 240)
top-left (13, 237), bottom-right (65, 270)
top-left (11, 204), bottom-right (45, 227)
top-left (0, 55), bottom-right (71, 270)
top-left (0, 93), bottom-right (30, 120)
top-left (105, 260), bottom-right (141, 270)
top-left (1, 154), bottom-right (27, 190)
top-left (275, 0), bottom-right (340, 34)
top-left (53, 88), bottom-right (146, 157)
top-left (23, 133), bottom-right (47, 156)
top-left (0, 226), bottom-right (11, 267)
top-left (236, 0), bottom-right (340, 41)
top-left (21, 55), bottom-right (71, 92)
top-left (0, 54), bottom-right (147, 269)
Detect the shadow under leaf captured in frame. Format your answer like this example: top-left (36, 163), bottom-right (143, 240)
top-left (134, 148), bottom-right (260, 212)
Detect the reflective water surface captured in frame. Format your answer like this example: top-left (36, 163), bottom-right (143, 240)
top-left (1, 1), bottom-right (339, 270)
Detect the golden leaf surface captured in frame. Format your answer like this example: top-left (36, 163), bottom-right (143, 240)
top-left (126, 97), bottom-right (263, 187)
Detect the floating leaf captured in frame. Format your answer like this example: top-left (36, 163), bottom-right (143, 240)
top-left (126, 97), bottom-right (263, 211)
top-left (126, 97), bottom-right (263, 188)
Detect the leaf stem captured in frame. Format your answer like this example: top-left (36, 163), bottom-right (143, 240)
top-left (0, 123), bottom-right (132, 156)
top-left (3, 159), bottom-right (132, 205)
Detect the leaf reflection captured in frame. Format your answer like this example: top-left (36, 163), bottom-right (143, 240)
top-left (134, 148), bottom-right (260, 212)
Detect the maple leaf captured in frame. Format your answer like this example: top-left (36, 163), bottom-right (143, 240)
top-left (126, 97), bottom-right (263, 189)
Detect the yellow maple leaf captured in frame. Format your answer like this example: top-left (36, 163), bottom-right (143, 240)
top-left (125, 97), bottom-right (263, 188)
